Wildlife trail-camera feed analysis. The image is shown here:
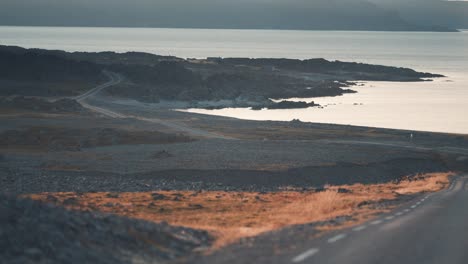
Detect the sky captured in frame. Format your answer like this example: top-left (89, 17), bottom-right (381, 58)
top-left (0, 0), bottom-right (466, 31)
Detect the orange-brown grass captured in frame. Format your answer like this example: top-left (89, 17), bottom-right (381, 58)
top-left (25, 172), bottom-right (451, 249)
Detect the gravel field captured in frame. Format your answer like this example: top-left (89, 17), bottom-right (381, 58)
top-left (0, 149), bottom-right (448, 194)
top-left (0, 109), bottom-right (459, 195)
top-left (3, 138), bottom-right (435, 171)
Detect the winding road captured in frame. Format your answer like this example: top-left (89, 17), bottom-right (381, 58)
top-left (289, 175), bottom-right (468, 264)
top-left (75, 70), bottom-right (233, 139)
top-left (73, 70), bottom-right (123, 102)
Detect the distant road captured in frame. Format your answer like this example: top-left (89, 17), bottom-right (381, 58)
top-left (73, 70), bottom-right (123, 102)
top-left (288, 175), bottom-right (468, 264)
top-left (75, 70), bottom-right (234, 139)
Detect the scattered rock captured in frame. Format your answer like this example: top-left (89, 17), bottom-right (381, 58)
top-left (106, 193), bottom-right (120, 198)
top-left (337, 188), bottom-right (352, 194)
top-left (255, 196), bottom-right (267, 202)
top-left (189, 204), bottom-right (204, 209)
top-left (357, 201), bottom-right (371, 207)
top-left (151, 193), bottom-right (167, 201)
top-left (314, 187), bottom-right (326, 193)
top-left (290, 119), bottom-right (302, 124)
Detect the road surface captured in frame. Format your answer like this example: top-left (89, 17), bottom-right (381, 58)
top-left (289, 175), bottom-right (468, 264)
top-left (73, 70), bottom-right (123, 102)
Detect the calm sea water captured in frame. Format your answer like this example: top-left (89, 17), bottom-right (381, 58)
top-left (1, 26), bottom-right (467, 134)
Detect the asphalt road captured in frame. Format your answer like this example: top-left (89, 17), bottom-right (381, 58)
top-left (289, 175), bottom-right (468, 264)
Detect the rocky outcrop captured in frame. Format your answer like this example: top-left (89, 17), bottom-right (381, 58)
top-left (251, 100), bottom-right (320, 110)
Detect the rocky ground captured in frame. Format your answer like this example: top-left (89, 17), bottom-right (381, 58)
top-left (0, 195), bottom-right (212, 264)
top-left (0, 155), bottom-right (449, 195)
top-left (0, 126), bottom-right (193, 152)
top-left (1, 46), bottom-right (467, 263)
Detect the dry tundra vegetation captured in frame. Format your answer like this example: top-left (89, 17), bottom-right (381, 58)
top-left (26, 172), bottom-right (452, 249)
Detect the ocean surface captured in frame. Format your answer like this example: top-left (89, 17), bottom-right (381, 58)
top-left (1, 26), bottom-right (467, 134)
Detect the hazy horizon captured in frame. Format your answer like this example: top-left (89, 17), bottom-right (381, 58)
top-left (1, 0), bottom-right (467, 32)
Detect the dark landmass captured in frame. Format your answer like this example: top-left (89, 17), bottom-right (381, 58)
top-left (105, 57), bottom-right (441, 107)
top-left (0, 48), bottom-right (104, 96)
top-left (0, 45), bottom-right (443, 109)
top-left (0, 195), bottom-right (212, 264)
top-left (0, 45), bottom-right (181, 66)
top-left (251, 100), bottom-right (320, 110)
top-left (202, 100), bottom-right (321, 110)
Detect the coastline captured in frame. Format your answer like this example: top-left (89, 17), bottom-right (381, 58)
top-left (182, 75), bottom-right (468, 135)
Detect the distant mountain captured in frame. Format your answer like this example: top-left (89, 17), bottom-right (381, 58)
top-left (0, 0), bottom-right (464, 32)
top-left (369, 0), bottom-right (468, 30)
